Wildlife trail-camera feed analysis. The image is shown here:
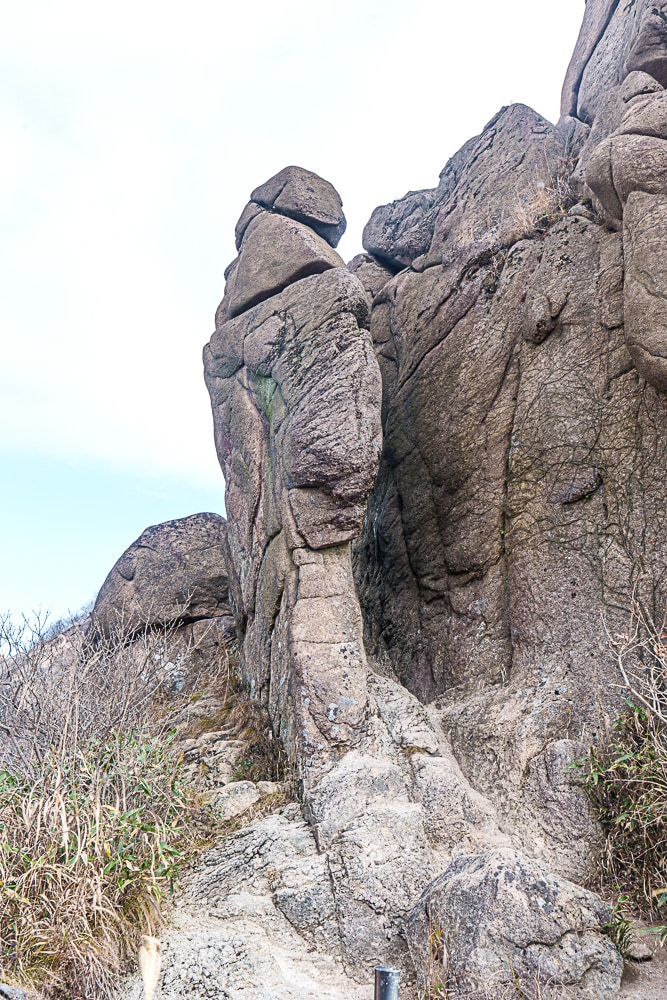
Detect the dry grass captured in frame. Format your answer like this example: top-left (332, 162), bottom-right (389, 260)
top-left (581, 595), bottom-right (667, 946)
top-left (0, 730), bottom-right (207, 998)
top-left (0, 612), bottom-right (209, 775)
top-left (0, 611), bottom-right (293, 997)
top-left (506, 169), bottom-right (575, 244)
top-left (0, 612), bottom-right (223, 998)
top-left (419, 973), bottom-right (566, 999)
top-left (455, 156), bottom-right (577, 254)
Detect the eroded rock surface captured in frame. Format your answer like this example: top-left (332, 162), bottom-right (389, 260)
top-left (204, 171), bottom-right (382, 784)
top-left (225, 213), bottom-right (345, 319)
top-left (121, 675), bottom-right (514, 996)
top-left (353, 2), bottom-right (667, 911)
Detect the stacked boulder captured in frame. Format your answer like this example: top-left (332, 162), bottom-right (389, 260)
top-left (204, 166), bottom-right (382, 782)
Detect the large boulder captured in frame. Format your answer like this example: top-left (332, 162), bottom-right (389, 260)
top-left (225, 213), bottom-right (345, 319)
top-left (407, 850), bottom-right (623, 998)
top-left (92, 513), bottom-right (231, 636)
top-left (250, 165), bottom-right (346, 246)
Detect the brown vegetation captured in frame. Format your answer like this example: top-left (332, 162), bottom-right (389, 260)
top-left (583, 596), bottom-right (667, 946)
top-left (0, 613), bottom-right (224, 998)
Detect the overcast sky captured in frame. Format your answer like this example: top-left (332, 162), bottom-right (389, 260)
top-left (1, 0), bottom-right (586, 622)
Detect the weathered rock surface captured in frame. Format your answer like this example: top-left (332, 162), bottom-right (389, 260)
top-left (198, 140), bottom-right (629, 996)
top-left (92, 513), bottom-right (231, 636)
top-left (362, 105), bottom-right (587, 273)
top-left (561, 0), bottom-right (619, 119)
top-left (584, 87), bottom-right (667, 390)
top-left (119, 673), bottom-right (515, 996)
top-left (352, 7), bottom-right (667, 925)
top-left (558, 0), bottom-right (667, 150)
top-left (204, 191), bottom-right (382, 781)
top-left (214, 779), bottom-right (261, 820)
top-left (0, 984), bottom-right (29, 999)
top-left (407, 849), bottom-right (623, 998)
top-left (347, 252), bottom-right (395, 313)
top-left (121, 807), bottom-right (369, 1000)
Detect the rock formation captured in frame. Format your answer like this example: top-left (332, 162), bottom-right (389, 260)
top-left (355, 0), bottom-right (667, 883)
top-left (170, 4), bottom-right (667, 997)
top-left (204, 165), bottom-right (382, 784)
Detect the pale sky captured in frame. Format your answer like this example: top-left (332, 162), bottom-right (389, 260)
top-left (1, 0), bottom-right (586, 621)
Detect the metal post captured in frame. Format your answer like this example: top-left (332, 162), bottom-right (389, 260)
top-left (374, 965), bottom-right (400, 1000)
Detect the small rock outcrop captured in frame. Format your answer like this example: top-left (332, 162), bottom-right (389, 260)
top-left (407, 850), bottom-right (622, 998)
top-left (92, 513), bottom-right (232, 636)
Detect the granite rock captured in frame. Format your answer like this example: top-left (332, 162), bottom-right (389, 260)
top-left (250, 165), bottom-right (347, 247)
top-left (225, 212), bottom-right (345, 319)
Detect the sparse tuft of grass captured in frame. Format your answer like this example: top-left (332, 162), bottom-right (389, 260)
top-left (506, 170), bottom-right (576, 243)
top-left (603, 898), bottom-right (639, 958)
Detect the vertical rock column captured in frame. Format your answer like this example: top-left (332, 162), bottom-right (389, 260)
top-left (203, 167), bottom-right (382, 785)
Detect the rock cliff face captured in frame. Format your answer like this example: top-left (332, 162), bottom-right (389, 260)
top-left (195, 5), bottom-right (667, 997)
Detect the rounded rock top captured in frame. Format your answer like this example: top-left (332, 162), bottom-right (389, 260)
top-left (243, 165), bottom-right (346, 248)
